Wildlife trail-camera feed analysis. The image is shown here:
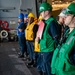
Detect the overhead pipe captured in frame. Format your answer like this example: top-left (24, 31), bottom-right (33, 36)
top-left (0, 7), bottom-right (15, 10)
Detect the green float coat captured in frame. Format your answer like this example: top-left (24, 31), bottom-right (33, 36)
top-left (51, 28), bottom-right (75, 75)
top-left (40, 17), bottom-right (55, 52)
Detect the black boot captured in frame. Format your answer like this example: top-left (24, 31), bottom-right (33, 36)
top-left (38, 71), bottom-right (43, 75)
top-left (33, 62), bottom-right (37, 67)
top-left (18, 54), bottom-right (24, 58)
top-left (42, 72), bottom-right (46, 75)
top-left (32, 59), bottom-right (37, 67)
top-left (27, 59), bottom-right (34, 67)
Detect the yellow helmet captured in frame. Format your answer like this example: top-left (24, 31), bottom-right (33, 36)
top-left (28, 13), bottom-right (35, 18)
top-left (38, 15), bottom-right (43, 20)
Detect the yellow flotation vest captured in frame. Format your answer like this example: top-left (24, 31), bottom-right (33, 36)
top-left (34, 41), bottom-right (40, 52)
top-left (26, 20), bottom-right (37, 41)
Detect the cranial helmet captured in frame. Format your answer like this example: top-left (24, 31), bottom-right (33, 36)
top-left (39, 2), bottom-right (52, 13)
top-left (24, 14), bottom-right (28, 18)
top-left (65, 3), bottom-right (75, 15)
top-left (18, 13), bottom-right (24, 19)
top-left (28, 13), bottom-right (35, 18)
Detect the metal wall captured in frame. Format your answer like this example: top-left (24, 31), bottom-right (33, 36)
top-left (20, 0), bottom-right (37, 15)
top-left (0, 0), bottom-right (20, 28)
top-left (0, 0), bottom-right (37, 29)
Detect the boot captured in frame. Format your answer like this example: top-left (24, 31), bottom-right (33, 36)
top-left (33, 62), bottom-right (37, 67)
top-left (18, 54), bottom-right (24, 58)
top-left (38, 71), bottom-right (43, 75)
top-left (42, 72), bottom-right (46, 75)
top-left (33, 59), bottom-right (37, 67)
top-left (27, 59), bottom-right (34, 67)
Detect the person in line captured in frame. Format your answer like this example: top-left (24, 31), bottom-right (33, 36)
top-left (17, 13), bottom-right (27, 58)
top-left (36, 2), bottom-right (60, 75)
top-left (51, 3), bottom-right (75, 75)
top-left (25, 12), bottom-right (38, 67)
top-left (24, 14), bottom-right (28, 24)
top-left (24, 14), bottom-right (29, 58)
top-left (58, 8), bottom-right (69, 44)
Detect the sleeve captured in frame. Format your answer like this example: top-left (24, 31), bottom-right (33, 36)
top-left (33, 24), bottom-right (38, 33)
top-left (18, 22), bottom-right (26, 31)
top-left (49, 20), bottom-right (60, 44)
top-left (33, 24), bottom-right (39, 40)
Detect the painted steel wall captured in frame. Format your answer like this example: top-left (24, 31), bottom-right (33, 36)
top-left (0, 0), bottom-right (37, 29)
top-left (20, 0), bottom-right (37, 16)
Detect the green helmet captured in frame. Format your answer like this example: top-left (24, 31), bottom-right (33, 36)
top-left (39, 2), bottom-right (52, 13)
top-left (65, 3), bottom-right (75, 15)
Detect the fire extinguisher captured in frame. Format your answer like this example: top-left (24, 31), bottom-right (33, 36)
top-left (0, 20), bottom-right (2, 25)
top-left (1, 21), bottom-right (9, 29)
top-left (0, 20), bottom-right (3, 31)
